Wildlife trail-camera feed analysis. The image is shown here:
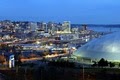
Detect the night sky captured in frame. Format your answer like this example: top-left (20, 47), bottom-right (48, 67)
top-left (0, 0), bottom-right (120, 24)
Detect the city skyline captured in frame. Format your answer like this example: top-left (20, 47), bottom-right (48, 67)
top-left (0, 0), bottom-right (120, 24)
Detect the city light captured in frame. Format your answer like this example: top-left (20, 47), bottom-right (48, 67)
top-left (36, 41), bottom-right (40, 44)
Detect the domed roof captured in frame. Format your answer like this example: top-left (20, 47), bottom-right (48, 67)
top-left (73, 32), bottom-right (120, 61)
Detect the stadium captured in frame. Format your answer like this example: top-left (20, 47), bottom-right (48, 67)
top-left (73, 32), bottom-right (120, 63)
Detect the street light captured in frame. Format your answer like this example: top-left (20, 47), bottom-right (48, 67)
top-left (36, 41), bottom-right (40, 44)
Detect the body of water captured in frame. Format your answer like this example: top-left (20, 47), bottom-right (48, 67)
top-left (88, 26), bottom-right (120, 32)
top-left (72, 24), bottom-right (120, 32)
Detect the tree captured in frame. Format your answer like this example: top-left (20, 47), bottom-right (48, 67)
top-left (98, 58), bottom-right (108, 67)
top-left (109, 62), bottom-right (115, 68)
top-left (119, 63), bottom-right (120, 68)
top-left (15, 58), bottom-right (22, 66)
top-left (92, 62), bottom-right (97, 67)
top-left (0, 55), bottom-right (6, 64)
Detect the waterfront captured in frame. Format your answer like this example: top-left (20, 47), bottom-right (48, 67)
top-left (0, 0), bottom-right (120, 79)
top-left (72, 24), bottom-right (120, 32)
top-left (0, 20), bottom-right (120, 80)
top-left (88, 26), bottom-right (120, 32)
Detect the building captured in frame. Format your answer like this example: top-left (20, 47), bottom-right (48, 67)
top-left (41, 22), bottom-right (48, 32)
top-left (29, 22), bottom-right (38, 31)
top-left (73, 32), bottom-right (120, 62)
top-left (62, 21), bottom-right (71, 33)
top-left (82, 24), bottom-right (87, 30)
top-left (2, 53), bottom-right (15, 68)
top-left (9, 54), bottom-right (15, 68)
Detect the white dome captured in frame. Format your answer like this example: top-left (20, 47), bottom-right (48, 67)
top-left (73, 32), bottom-right (120, 61)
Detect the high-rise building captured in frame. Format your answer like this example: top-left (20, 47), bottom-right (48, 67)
top-left (62, 21), bottom-right (71, 33)
top-left (29, 22), bottom-right (38, 31)
top-left (82, 24), bottom-right (87, 30)
top-left (42, 22), bottom-right (48, 32)
top-left (37, 22), bottom-right (48, 32)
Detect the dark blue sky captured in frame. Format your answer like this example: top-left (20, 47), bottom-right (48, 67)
top-left (0, 0), bottom-right (120, 24)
